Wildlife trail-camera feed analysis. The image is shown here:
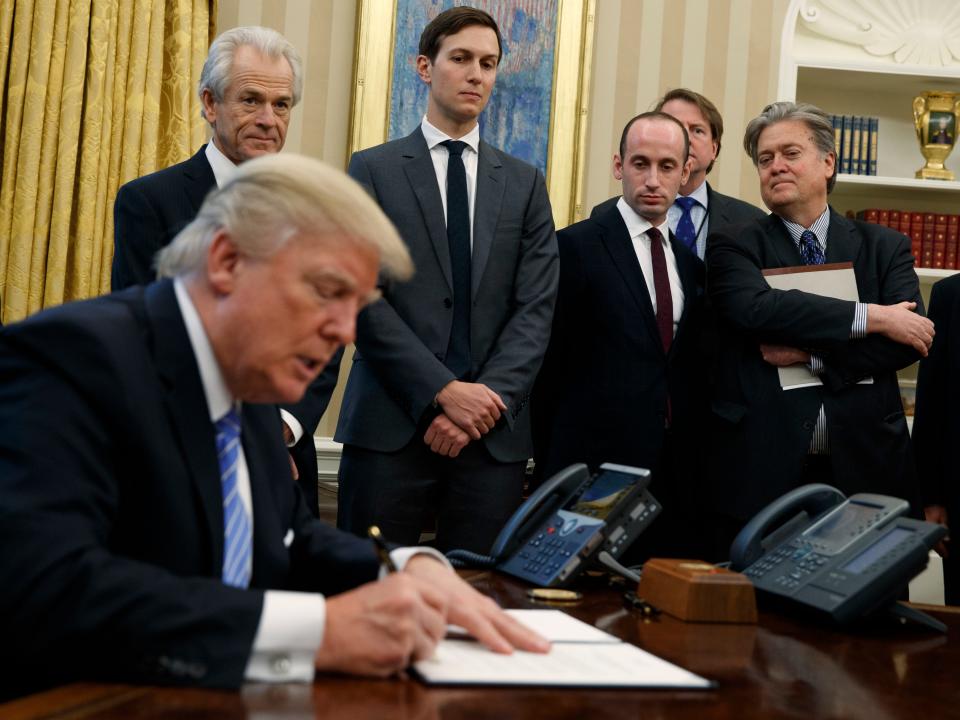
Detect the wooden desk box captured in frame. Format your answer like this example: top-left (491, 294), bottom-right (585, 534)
top-left (638, 558), bottom-right (757, 623)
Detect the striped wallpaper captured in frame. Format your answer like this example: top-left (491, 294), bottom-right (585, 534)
top-left (216, 0), bottom-right (793, 435)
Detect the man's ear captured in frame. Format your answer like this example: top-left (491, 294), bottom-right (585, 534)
top-left (416, 54), bottom-right (433, 85)
top-left (206, 230), bottom-right (242, 295)
top-left (613, 154), bottom-right (624, 181)
top-left (681, 157), bottom-right (693, 186)
top-left (200, 88), bottom-right (218, 125)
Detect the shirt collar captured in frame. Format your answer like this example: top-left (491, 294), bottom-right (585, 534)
top-left (780, 206), bottom-right (831, 251)
top-left (173, 277), bottom-right (236, 422)
top-left (616, 197), bottom-right (671, 242)
top-left (204, 141), bottom-right (239, 188)
top-left (679, 180), bottom-right (709, 209)
top-left (421, 116), bottom-right (480, 155)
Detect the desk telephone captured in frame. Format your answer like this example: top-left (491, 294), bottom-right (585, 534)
top-left (730, 484), bottom-right (947, 629)
top-left (446, 463), bottom-right (660, 587)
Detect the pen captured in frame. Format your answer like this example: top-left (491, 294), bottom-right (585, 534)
top-left (368, 525), bottom-right (398, 573)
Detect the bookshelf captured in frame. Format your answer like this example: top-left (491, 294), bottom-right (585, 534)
top-left (778, 0), bottom-right (960, 400)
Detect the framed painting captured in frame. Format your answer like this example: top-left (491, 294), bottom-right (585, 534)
top-left (349, 0), bottom-right (595, 226)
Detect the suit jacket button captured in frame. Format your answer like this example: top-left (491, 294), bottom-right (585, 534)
top-left (802, 420), bottom-right (815, 431)
top-left (443, 298), bottom-right (452, 308)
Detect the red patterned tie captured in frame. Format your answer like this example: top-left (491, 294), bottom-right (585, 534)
top-left (648, 227), bottom-right (673, 353)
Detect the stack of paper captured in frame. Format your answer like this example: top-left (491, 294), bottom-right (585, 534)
top-left (413, 609), bottom-right (714, 689)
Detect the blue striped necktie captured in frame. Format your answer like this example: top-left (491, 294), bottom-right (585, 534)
top-left (799, 229), bottom-right (825, 265)
top-left (216, 408), bottom-right (252, 588)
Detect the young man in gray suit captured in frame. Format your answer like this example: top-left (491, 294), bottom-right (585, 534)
top-left (336, 7), bottom-right (559, 554)
top-left (592, 88), bottom-right (765, 258)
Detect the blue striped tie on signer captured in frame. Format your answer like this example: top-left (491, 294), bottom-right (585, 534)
top-left (216, 408), bottom-right (252, 588)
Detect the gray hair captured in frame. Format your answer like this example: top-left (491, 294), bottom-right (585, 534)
top-left (198, 26), bottom-right (303, 120)
top-left (743, 101), bottom-right (838, 192)
top-left (156, 153), bottom-right (413, 282)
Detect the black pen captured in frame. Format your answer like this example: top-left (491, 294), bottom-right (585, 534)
top-left (368, 525), bottom-right (398, 573)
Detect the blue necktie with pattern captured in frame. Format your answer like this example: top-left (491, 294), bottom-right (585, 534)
top-left (674, 195), bottom-right (700, 252)
top-left (799, 229), bottom-right (825, 265)
top-left (216, 408), bottom-right (252, 588)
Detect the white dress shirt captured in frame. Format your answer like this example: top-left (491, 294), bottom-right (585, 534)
top-left (666, 179), bottom-right (710, 259)
top-left (204, 141), bottom-right (304, 446)
top-left (617, 198), bottom-right (685, 336)
top-left (421, 116), bottom-right (480, 249)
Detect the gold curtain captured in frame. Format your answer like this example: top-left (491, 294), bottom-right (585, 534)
top-left (0, 0), bottom-right (215, 323)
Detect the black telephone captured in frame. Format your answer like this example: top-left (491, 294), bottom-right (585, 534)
top-left (730, 484), bottom-right (947, 629)
top-left (446, 463), bottom-right (660, 587)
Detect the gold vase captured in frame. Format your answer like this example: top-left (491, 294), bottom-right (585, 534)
top-left (913, 91), bottom-right (960, 181)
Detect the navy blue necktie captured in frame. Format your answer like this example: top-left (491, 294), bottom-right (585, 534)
top-left (674, 195), bottom-right (700, 252)
top-left (442, 140), bottom-right (472, 379)
top-left (799, 229), bottom-right (825, 265)
top-left (216, 408), bottom-right (251, 588)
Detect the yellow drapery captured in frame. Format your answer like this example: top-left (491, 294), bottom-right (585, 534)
top-left (0, 0), bottom-right (215, 323)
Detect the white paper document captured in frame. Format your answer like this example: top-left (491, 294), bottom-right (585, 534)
top-left (762, 263), bottom-right (859, 390)
top-left (416, 610), bottom-right (713, 689)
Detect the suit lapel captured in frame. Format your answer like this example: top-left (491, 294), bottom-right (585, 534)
top-left (144, 280), bottom-right (223, 570)
top-left (824, 207), bottom-right (861, 265)
top-left (181, 145), bottom-right (218, 215)
top-left (401, 129), bottom-right (454, 292)
top-left (472, 141), bottom-right (505, 298)
top-left (763, 214), bottom-right (803, 267)
top-left (597, 207), bottom-right (662, 347)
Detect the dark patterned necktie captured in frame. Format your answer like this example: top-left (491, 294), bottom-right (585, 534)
top-left (647, 227), bottom-right (673, 353)
top-left (441, 140), bottom-right (472, 379)
top-left (799, 229), bottom-right (825, 265)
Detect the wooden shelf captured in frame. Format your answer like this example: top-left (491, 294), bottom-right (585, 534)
top-left (836, 174), bottom-right (960, 194)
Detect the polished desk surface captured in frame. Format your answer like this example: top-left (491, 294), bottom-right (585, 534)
top-left (4, 571), bottom-right (958, 720)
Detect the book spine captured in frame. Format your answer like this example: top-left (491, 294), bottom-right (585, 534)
top-left (869, 117), bottom-right (879, 175)
top-left (948, 215), bottom-right (960, 270)
top-left (913, 213), bottom-right (926, 267)
top-left (878, 209), bottom-right (890, 227)
top-left (841, 116), bottom-right (853, 174)
top-left (832, 115), bottom-right (842, 162)
top-left (900, 212), bottom-right (920, 266)
top-left (851, 116), bottom-right (863, 175)
top-left (923, 213), bottom-right (936, 269)
top-left (858, 116), bottom-right (870, 175)
top-left (856, 208), bottom-right (880, 223)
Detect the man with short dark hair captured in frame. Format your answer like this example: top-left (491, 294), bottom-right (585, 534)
top-left (704, 101), bottom-right (934, 558)
top-left (112, 26), bottom-right (336, 513)
top-left (0, 154), bottom-right (546, 697)
top-left (336, 7), bottom-right (558, 554)
top-left (592, 88), bottom-right (765, 258)
top-left (534, 111), bottom-right (706, 560)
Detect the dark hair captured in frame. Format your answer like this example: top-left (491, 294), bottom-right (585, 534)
top-left (418, 6), bottom-right (503, 64)
top-left (743, 101), bottom-right (838, 192)
top-left (618, 111), bottom-right (690, 163)
top-left (655, 88), bottom-right (723, 173)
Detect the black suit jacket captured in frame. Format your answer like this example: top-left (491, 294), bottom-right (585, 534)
top-left (913, 273), bottom-right (960, 602)
top-left (706, 209), bottom-right (923, 520)
top-left (589, 182), bottom-right (765, 257)
top-left (0, 281), bottom-right (378, 692)
top-left (111, 146), bottom-right (339, 510)
top-left (534, 205), bottom-right (706, 477)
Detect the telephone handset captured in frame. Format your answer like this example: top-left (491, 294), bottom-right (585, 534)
top-left (730, 484), bottom-right (947, 628)
top-left (446, 463), bottom-right (661, 588)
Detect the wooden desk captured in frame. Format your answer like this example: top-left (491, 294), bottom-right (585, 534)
top-left (4, 572), bottom-right (957, 719)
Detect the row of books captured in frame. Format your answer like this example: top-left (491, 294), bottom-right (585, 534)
top-left (854, 208), bottom-right (958, 269)
top-left (830, 115), bottom-right (878, 176)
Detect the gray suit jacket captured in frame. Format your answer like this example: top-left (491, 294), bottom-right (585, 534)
top-left (335, 128), bottom-right (558, 462)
